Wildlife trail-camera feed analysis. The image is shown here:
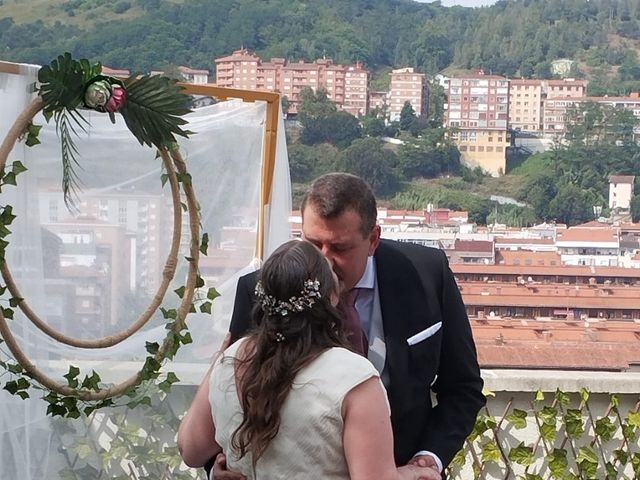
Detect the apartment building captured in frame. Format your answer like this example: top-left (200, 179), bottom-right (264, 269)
top-left (609, 175), bottom-right (635, 211)
top-left (510, 78), bottom-right (587, 133)
top-left (446, 72), bottom-right (510, 176)
top-left (178, 66), bottom-right (209, 84)
top-left (215, 49), bottom-right (368, 115)
top-left (388, 67), bottom-right (428, 122)
top-left (543, 90), bottom-right (640, 135)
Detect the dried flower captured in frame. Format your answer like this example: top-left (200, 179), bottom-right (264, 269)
top-left (105, 85), bottom-right (127, 113)
top-left (84, 80), bottom-right (111, 110)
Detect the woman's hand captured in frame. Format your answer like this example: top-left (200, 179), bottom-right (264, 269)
top-left (397, 464), bottom-right (441, 480)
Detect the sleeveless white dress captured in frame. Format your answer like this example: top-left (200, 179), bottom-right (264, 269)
top-left (209, 338), bottom-right (385, 479)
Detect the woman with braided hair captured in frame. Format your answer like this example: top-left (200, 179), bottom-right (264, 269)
top-left (178, 240), bottom-right (439, 480)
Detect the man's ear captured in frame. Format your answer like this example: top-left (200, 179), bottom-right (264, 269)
top-left (368, 225), bottom-right (381, 256)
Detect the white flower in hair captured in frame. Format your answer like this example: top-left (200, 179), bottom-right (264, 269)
top-left (255, 279), bottom-right (322, 316)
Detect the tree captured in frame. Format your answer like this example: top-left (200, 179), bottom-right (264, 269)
top-left (281, 95), bottom-right (290, 116)
top-left (297, 87), bottom-right (337, 125)
top-left (362, 112), bottom-right (385, 137)
top-left (399, 101), bottom-right (416, 131)
top-left (547, 183), bottom-right (592, 226)
top-left (520, 172), bottom-right (558, 220)
top-left (631, 195), bottom-right (640, 223)
top-left (337, 138), bottom-right (400, 197)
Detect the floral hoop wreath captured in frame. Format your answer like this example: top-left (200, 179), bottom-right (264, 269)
top-left (0, 53), bottom-right (215, 417)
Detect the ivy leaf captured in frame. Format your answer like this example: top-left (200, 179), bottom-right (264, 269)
top-left (595, 417), bottom-right (617, 442)
top-left (580, 387), bottom-right (590, 402)
top-left (576, 446), bottom-right (598, 478)
top-left (576, 445), bottom-right (598, 464)
top-left (25, 122), bottom-right (42, 147)
top-left (81, 370), bottom-right (101, 391)
top-left (199, 232), bottom-right (209, 255)
top-left (547, 448), bottom-right (568, 476)
top-left (8, 297), bottom-right (22, 307)
top-left (11, 161), bottom-right (28, 175)
top-left (73, 442), bottom-right (92, 459)
top-left (63, 365), bottom-right (80, 388)
top-left (195, 275), bottom-right (205, 288)
top-left (539, 406), bottom-right (558, 425)
top-left (199, 301), bottom-right (212, 314)
top-left (506, 408), bottom-right (528, 429)
top-left (450, 448), bottom-right (466, 467)
top-left (481, 439), bottom-right (501, 463)
top-left (564, 409), bottom-right (584, 438)
top-left (535, 389), bottom-right (545, 402)
top-left (160, 307), bottom-right (177, 319)
top-left (604, 462), bottom-right (617, 479)
top-left (145, 341), bottom-right (160, 355)
top-left (180, 332), bottom-right (193, 345)
top-left (0, 205), bottom-right (17, 226)
top-left (3, 380), bottom-right (19, 394)
top-left (628, 411), bottom-right (640, 428)
top-left (207, 287), bottom-right (221, 300)
top-left (174, 286), bottom-right (186, 298)
top-left (508, 442), bottom-right (533, 466)
top-left (3, 172), bottom-right (17, 186)
top-left (176, 172), bottom-right (192, 186)
top-left (613, 448), bottom-right (628, 465)
top-left (555, 389), bottom-right (571, 406)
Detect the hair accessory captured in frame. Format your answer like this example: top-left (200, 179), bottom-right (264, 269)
top-left (255, 279), bottom-right (322, 316)
top-left (274, 332), bottom-right (286, 342)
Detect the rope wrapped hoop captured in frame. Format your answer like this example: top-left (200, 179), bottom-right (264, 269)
top-left (0, 53), bottom-right (207, 414)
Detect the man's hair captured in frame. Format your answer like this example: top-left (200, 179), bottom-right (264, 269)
top-left (231, 240), bottom-right (349, 465)
top-left (300, 173), bottom-right (377, 237)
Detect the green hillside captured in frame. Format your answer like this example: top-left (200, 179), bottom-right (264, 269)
top-left (1, 0), bottom-right (639, 94)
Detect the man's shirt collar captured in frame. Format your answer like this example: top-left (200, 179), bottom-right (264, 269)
top-left (354, 255), bottom-right (376, 290)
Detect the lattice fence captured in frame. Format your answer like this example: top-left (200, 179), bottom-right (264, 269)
top-left (448, 389), bottom-right (640, 480)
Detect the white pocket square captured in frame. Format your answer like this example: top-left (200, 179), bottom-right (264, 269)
top-left (407, 322), bottom-right (442, 346)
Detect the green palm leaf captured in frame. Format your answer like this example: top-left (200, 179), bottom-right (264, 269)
top-left (120, 74), bottom-right (193, 150)
top-left (36, 53), bottom-right (194, 209)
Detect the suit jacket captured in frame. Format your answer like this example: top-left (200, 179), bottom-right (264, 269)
top-left (228, 239), bottom-right (485, 469)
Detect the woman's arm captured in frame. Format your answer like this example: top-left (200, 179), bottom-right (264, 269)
top-left (178, 334), bottom-right (231, 467)
top-left (177, 362), bottom-right (222, 467)
top-left (342, 377), bottom-right (440, 480)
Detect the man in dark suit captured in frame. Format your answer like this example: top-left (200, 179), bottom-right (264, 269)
top-left (210, 173), bottom-right (484, 478)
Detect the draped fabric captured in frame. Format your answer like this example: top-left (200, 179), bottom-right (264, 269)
top-left (0, 64), bottom-right (291, 479)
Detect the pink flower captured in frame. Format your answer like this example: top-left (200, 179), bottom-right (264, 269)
top-left (105, 85), bottom-right (127, 113)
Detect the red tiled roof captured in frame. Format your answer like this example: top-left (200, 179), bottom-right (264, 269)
top-left (477, 343), bottom-right (637, 370)
top-left (473, 319), bottom-right (639, 370)
top-left (495, 250), bottom-right (561, 266)
top-left (556, 228), bottom-right (618, 243)
top-left (609, 175), bottom-right (635, 184)
top-left (454, 239), bottom-right (493, 253)
top-left (495, 237), bottom-right (554, 245)
top-left (460, 282), bottom-right (640, 309)
top-left (452, 263), bottom-right (640, 278)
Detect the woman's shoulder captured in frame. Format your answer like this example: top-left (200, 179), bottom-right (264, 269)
top-left (300, 347), bottom-right (380, 394)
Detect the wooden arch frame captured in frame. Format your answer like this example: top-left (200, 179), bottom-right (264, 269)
top-left (0, 60), bottom-right (281, 260)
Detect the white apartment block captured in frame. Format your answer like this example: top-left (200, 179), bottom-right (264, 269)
top-left (388, 67), bottom-right (427, 122)
top-left (609, 175), bottom-right (635, 211)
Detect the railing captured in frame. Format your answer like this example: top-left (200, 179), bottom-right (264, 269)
top-left (41, 367), bottom-right (640, 479)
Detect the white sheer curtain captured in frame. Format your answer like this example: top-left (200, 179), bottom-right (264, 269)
top-left (0, 65), bottom-right (290, 479)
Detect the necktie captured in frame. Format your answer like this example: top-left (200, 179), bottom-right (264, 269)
top-left (339, 288), bottom-right (368, 356)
